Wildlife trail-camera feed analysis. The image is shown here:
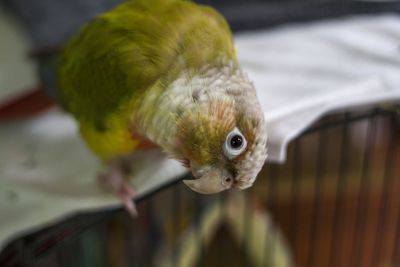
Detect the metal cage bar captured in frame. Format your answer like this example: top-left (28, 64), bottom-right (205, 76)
top-left (1, 106), bottom-right (399, 267)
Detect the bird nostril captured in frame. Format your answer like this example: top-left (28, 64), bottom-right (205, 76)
top-left (225, 177), bottom-right (232, 183)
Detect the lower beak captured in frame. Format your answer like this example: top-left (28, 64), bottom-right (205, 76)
top-left (183, 168), bottom-right (232, 194)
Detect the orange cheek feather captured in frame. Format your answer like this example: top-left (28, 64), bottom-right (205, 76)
top-left (130, 130), bottom-right (160, 150)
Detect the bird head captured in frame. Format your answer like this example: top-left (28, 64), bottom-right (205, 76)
top-left (174, 73), bottom-right (268, 194)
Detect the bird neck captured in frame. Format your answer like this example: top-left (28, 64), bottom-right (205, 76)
top-left (133, 61), bottom-right (252, 156)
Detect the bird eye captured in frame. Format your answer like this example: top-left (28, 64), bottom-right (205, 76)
top-left (223, 128), bottom-right (247, 159)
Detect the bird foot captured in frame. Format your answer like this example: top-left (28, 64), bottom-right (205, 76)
top-left (98, 161), bottom-right (138, 217)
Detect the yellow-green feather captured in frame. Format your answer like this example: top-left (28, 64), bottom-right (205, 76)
top-left (57, 0), bottom-right (236, 160)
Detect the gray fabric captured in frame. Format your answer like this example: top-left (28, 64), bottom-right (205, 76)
top-left (2, 0), bottom-right (400, 49)
top-left (2, 0), bottom-right (122, 48)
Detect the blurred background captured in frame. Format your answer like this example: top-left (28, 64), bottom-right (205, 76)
top-left (0, 0), bottom-right (400, 267)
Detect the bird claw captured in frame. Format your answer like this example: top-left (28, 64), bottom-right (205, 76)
top-left (117, 182), bottom-right (138, 217)
top-left (98, 162), bottom-right (138, 217)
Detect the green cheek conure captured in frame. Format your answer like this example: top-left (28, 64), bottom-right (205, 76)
top-left (57, 0), bottom-right (268, 215)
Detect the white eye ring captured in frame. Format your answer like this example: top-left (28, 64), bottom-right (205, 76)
top-left (223, 127), bottom-right (247, 160)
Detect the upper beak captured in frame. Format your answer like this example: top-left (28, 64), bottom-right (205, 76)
top-left (183, 168), bottom-right (232, 194)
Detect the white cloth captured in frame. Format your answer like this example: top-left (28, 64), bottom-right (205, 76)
top-left (0, 6), bottom-right (37, 101)
top-left (1, 14), bottom-right (400, 250)
top-left (235, 14), bottom-right (400, 161)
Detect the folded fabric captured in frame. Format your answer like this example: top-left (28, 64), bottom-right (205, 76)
top-left (235, 14), bottom-right (400, 161)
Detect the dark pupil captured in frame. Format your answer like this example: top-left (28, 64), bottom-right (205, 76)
top-left (230, 135), bottom-right (243, 149)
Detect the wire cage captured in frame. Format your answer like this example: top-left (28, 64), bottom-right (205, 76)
top-left (0, 0), bottom-right (400, 267)
top-left (1, 106), bottom-right (399, 267)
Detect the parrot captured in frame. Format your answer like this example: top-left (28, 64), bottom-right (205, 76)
top-left (57, 0), bottom-right (268, 215)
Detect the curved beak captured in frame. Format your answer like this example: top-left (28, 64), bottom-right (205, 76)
top-left (183, 168), bottom-right (232, 194)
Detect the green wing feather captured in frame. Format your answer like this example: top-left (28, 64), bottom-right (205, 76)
top-left (57, 0), bottom-right (236, 159)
